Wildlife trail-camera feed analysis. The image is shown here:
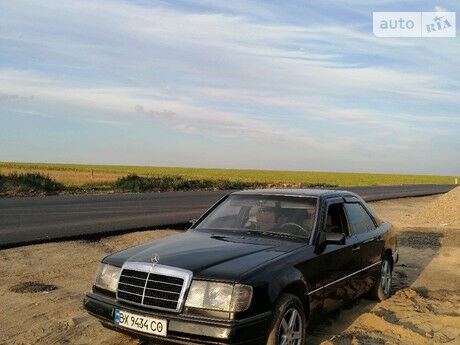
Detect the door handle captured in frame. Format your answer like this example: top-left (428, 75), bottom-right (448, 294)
top-left (352, 245), bottom-right (360, 252)
top-left (376, 236), bottom-right (384, 242)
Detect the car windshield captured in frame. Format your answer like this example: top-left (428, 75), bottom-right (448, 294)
top-left (195, 195), bottom-right (317, 240)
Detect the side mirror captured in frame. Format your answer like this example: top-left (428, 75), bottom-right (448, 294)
top-left (315, 232), bottom-right (346, 254)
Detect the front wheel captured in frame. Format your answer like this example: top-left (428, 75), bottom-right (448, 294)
top-left (368, 257), bottom-right (392, 301)
top-left (266, 294), bottom-right (306, 345)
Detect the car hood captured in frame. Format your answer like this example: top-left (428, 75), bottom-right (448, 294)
top-left (103, 230), bottom-right (305, 281)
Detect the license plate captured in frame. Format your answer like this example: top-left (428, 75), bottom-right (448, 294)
top-left (114, 309), bottom-right (167, 336)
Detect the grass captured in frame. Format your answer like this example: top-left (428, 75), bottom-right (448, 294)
top-left (0, 173), bottom-right (64, 196)
top-left (0, 162), bottom-right (457, 197)
top-left (0, 172), bottom-right (337, 196)
top-left (113, 174), bottom-right (260, 192)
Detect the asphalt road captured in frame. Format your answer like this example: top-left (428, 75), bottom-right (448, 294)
top-left (0, 184), bottom-right (455, 248)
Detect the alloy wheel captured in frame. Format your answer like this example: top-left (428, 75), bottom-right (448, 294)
top-left (381, 260), bottom-right (392, 295)
top-left (278, 308), bottom-right (303, 345)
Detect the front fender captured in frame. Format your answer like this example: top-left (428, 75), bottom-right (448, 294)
top-left (238, 245), bottom-right (320, 320)
top-left (267, 267), bottom-right (308, 305)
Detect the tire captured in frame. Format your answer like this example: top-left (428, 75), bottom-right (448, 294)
top-left (266, 294), bottom-right (306, 345)
top-left (368, 256), bottom-right (392, 301)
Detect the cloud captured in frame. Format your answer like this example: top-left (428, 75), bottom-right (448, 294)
top-left (0, 0), bottom-right (459, 174)
top-left (0, 69), bottom-right (325, 148)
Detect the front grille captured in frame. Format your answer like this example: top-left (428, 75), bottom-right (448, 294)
top-left (116, 263), bottom-right (192, 312)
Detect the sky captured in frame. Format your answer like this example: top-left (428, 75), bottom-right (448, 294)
top-left (0, 0), bottom-right (459, 175)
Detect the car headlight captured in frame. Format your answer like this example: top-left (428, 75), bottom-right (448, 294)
top-left (93, 263), bottom-right (121, 293)
top-left (185, 280), bottom-right (253, 312)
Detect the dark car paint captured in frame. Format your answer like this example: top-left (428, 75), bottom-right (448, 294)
top-left (86, 189), bottom-right (398, 344)
top-left (103, 230), bottom-right (305, 283)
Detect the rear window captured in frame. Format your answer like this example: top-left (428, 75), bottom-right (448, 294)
top-left (344, 203), bottom-right (376, 235)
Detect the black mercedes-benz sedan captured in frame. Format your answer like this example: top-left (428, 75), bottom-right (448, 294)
top-left (84, 189), bottom-right (398, 345)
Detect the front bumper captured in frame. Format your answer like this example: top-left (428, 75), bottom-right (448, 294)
top-left (84, 292), bottom-right (270, 345)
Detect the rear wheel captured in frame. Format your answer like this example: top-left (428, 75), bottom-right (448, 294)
top-left (266, 294), bottom-right (306, 345)
top-left (369, 257), bottom-right (392, 301)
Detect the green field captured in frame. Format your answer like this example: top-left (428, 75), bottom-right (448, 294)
top-left (0, 162), bottom-right (457, 188)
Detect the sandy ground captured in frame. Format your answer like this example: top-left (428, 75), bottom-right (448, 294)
top-left (0, 195), bottom-right (459, 345)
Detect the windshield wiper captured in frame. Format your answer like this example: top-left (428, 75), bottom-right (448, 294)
top-left (197, 228), bottom-right (305, 240)
top-left (244, 230), bottom-right (299, 240)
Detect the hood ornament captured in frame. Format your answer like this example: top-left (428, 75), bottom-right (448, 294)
top-left (151, 253), bottom-right (160, 264)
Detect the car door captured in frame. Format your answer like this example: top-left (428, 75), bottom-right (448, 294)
top-left (343, 202), bottom-right (384, 294)
top-left (319, 199), bottom-right (362, 312)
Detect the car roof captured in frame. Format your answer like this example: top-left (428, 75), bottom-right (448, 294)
top-left (230, 188), bottom-right (358, 198)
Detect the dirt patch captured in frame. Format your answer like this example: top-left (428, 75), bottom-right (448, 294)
top-left (9, 281), bottom-right (58, 294)
top-left (397, 231), bottom-right (443, 249)
top-left (0, 195), bottom-right (459, 345)
top-left (0, 229), bottom-right (179, 345)
top-left (368, 195), bottom-right (436, 228)
top-left (308, 287), bottom-right (460, 345)
top-left (410, 186), bottom-right (460, 228)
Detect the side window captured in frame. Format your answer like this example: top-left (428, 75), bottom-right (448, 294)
top-left (344, 203), bottom-right (376, 235)
top-left (324, 203), bottom-right (349, 236)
